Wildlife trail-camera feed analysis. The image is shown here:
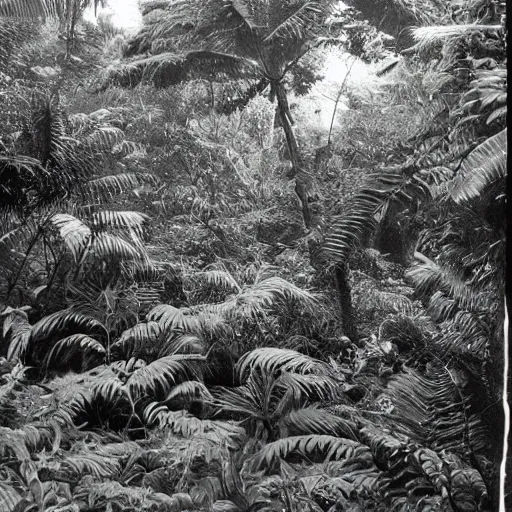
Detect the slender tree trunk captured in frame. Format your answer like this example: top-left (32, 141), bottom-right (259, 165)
top-left (274, 82), bottom-right (312, 229)
top-left (334, 263), bottom-right (358, 343)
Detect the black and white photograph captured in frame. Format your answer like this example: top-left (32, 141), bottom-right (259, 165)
top-left (0, 1), bottom-right (508, 511)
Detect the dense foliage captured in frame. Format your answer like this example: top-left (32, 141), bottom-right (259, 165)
top-left (0, 1), bottom-right (508, 511)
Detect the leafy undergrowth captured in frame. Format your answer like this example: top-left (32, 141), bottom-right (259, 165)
top-left (0, 2), bottom-right (506, 510)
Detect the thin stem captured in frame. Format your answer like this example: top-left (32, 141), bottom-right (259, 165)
top-left (327, 57), bottom-right (356, 147)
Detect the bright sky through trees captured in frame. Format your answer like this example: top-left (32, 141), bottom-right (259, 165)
top-left (84, 0), bottom-right (141, 31)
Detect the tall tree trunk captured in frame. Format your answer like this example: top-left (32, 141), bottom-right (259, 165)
top-left (334, 263), bottom-right (358, 343)
top-left (274, 81), bottom-right (312, 229)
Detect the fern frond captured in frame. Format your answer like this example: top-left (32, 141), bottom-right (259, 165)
top-left (449, 128), bottom-right (507, 202)
top-left (323, 171), bottom-right (432, 262)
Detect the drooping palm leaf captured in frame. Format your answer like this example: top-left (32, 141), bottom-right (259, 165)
top-left (236, 347), bottom-right (324, 380)
top-left (449, 128), bottom-right (507, 203)
top-left (143, 402), bottom-right (244, 441)
top-left (50, 213), bottom-right (91, 263)
top-left (44, 334), bottom-right (105, 369)
top-left (7, 309), bottom-right (105, 360)
top-left (323, 171), bottom-right (433, 263)
top-left (126, 354), bottom-right (206, 399)
top-left (279, 407), bottom-right (358, 440)
top-left (247, 435), bottom-right (370, 472)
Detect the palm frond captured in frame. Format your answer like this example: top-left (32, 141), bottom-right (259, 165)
top-left (263, 1), bottom-right (324, 42)
top-left (87, 172), bottom-right (156, 200)
top-left (126, 354), bottom-right (206, 399)
top-left (276, 372), bottom-right (341, 402)
top-left (111, 321), bottom-right (164, 359)
top-left (165, 380), bottom-right (212, 404)
top-left (323, 171), bottom-right (432, 263)
top-left (50, 213), bottom-right (91, 263)
top-left (7, 309), bottom-right (104, 360)
top-left (144, 402), bottom-right (244, 441)
top-left (88, 232), bottom-right (142, 262)
top-left (247, 435), bottom-right (370, 472)
top-left (449, 128), bottom-right (507, 203)
top-left (105, 50), bottom-right (262, 89)
top-left (59, 452), bottom-right (120, 479)
top-left (280, 407), bottom-right (358, 440)
top-left (0, 0), bottom-right (56, 19)
top-left (146, 304), bottom-right (202, 333)
top-left (411, 24), bottom-right (503, 50)
top-left (236, 348), bottom-right (324, 380)
top-left (0, 481), bottom-right (21, 511)
top-left (44, 333), bottom-right (105, 369)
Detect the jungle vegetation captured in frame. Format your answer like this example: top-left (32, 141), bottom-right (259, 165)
top-left (0, 0), bottom-right (508, 511)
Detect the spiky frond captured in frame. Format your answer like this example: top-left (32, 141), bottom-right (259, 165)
top-left (144, 402), bottom-right (244, 441)
top-left (411, 24), bottom-right (503, 50)
top-left (280, 407), bottom-right (358, 440)
top-left (382, 366), bottom-right (489, 455)
top-left (146, 304), bottom-right (203, 333)
top-left (449, 128), bottom-right (507, 203)
top-left (263, 1), bottom-right (325, 42)
top-left (0, 0), bottom-right (56, 19)
top-left (236, 347), bottom-right (324, 379)
top-left (44, 334), bottom-right (105, 369)
top-left (7, 309), bottom-right (105, 360)
top-left (247, 435), bottom-right (371, 472)
top-left (50, 213), bottom-right (91, 263)
top-left (106, 50), bottom-right (262, 89)
top-left (323, 170), bottom-right (434, 263)
top-left (126, 354), bottom-right (206, 399)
